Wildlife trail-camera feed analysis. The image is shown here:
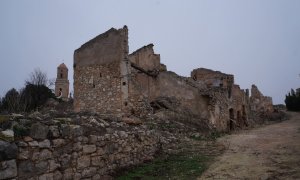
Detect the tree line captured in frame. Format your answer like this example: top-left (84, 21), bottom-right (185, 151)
top-left (285, 88), bottom-right (300, 111)
top-left (0, 69), bottom-right (55, 113)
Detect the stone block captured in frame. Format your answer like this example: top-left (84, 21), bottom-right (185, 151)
top-left (53, 170), bottom-right (62, 180)
top-left (77, 155), bottom-right (90, 169)
top-left (38, 173), bottom-right (53, 180)
top-left (63, 168), bottom-right (74, 180)
top-left (39, 139), bottom-right (50, 148)
top-left (18, 160), bottom-right (34, 178)
top-left (52, 139), bottom-right (65, 147)
top-left (48, 160), bottom-right (60, 172)
top-left (30, 123), bottom-right (49, 140)
top-left (60, 154), bottom-right (71, 169)
top-left (81, 167), bottom-right (97, 178)
top-left (74, 173), bottom-right (81, 180)
top-left (70, 125), bottom-right (83, 137)
top-left (91, 156), bottom-right (105, 167)
top-left (18, 150), bottom-right (29, 160)
top-left (0, 129), bottom-right (14, 142)
top-left (49, 126), bottom-right (60, 138)
top-left (28, 141), bottom-right (39, 147)
top-left (83, 145), bottom-right (96, 154)
top-left (0, 141), bottom-right (18, 161)
top-left (24, 136), bottom-right (33, 142)
top-left (16, 141), bottom-right (28, 147)
top-left (35, 161), bottom-right (48, 175)
top-left (89, 135), bottom-right (98, 144)
top-left (39, 149), bottom-right (52, 160)
top-left (73, 142), bottom-right (82, 151)
top-left (0, 159), bottom-right (17, 179)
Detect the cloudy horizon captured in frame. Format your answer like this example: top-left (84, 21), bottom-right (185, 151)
top-left (0, 0), bottom-right (299, 104)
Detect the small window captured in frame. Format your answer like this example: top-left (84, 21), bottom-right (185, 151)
top-left (124, 102), bottom-right (128, 106)
top-left (100, 73), bottom-right (102, 77)
top-left (122, 82), bottom-right (126, 86)
top-left (60, 73), bottom-right (63, 78)
top-left (93, 84), bottom-right (96, 88)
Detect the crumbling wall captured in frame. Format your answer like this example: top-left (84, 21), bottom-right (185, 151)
top-left (0, 115), bottom-right (159, 179)
top-left (197, 87), bottom-right (229, 132)
top-left (230, 85), bottom-right (250, 129)
top-left (191, 68), bottom-right (234, 88)
top-left (73, 26), bottom-right (130, 114)
top-left (129, 44), bottom-right (160, 71)
top-left (250, 85), bottom-right (274, 113)
top-left (155, 72), bottom-right (210, 119)
top-left (72, 26), bottom-right (273, 133)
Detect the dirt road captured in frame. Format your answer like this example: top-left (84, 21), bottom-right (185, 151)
top-left (199, 112), bottom-right (300, 180)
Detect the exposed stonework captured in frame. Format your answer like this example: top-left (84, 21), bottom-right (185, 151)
top-left (55, 63), bottom-right (70, 101)
top-left (74, 26), bottom-right (130, 114)
top-left (250, 84), bottom-right (274, 113)
top-left (0, 114), bottom-right (161, 179)
top-left (73, 26), bottom-right (273, 132)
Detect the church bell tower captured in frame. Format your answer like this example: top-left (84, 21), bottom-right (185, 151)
top-left (55, 63), bottom-right (69, 101)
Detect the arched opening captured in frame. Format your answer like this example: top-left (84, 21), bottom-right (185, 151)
top-left (229, 108), bottom-right (234, 130)
top-left (242, 105), bottom-right (248, 127)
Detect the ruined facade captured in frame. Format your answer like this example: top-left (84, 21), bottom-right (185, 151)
top-left (73, 26), bottom-right (273, 132)
top-left (74, 27), bottom-right (130, 114)
top-left (55, 63), bottom-right (69, 101)
top-left (250, 84), bottom-right (274, 113)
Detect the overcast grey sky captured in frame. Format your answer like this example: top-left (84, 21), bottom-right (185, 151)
top-left (0, 0), bottom-right (299, 104)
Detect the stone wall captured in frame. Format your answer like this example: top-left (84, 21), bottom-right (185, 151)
top-left (230, 85), bottom-right (250, 129)
top-left (155, 72), bottom-right (210, 119)
top-left (129, 44), bottom-right (160, 71)
top-left (0, 115), bottom-right (159, 179)
top-left (72, 26), bottom-right (274, 133)
top-left (74, 63), bottom-right (123, 114)
top-left (191, 68), bottom-right (234, 88)
top-left (74, 26), bottom-right (130, 114)
top-left (250, 84), bottom-right (274, 113)
top-left (201, 88), bottom-right (230, 131)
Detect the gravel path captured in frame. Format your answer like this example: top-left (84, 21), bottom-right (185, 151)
top-left (199, 112), bottom-right (300, 180)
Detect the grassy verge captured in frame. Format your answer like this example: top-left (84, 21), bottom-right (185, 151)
top-left (116, 153), bottom-right (210, 180)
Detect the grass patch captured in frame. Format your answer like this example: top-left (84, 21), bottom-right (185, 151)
top-left (190, 131), bottom-right (224, 141)
top-left (209, 131), bottom-right (223, 141)
top-left (116, 153), bottom-right (210, 180)
top-left (0, 115), bottom-right (10, 123)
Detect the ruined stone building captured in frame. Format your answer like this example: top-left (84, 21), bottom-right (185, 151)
top-left (73, 26), bottom-right (273, 132)
top-left (55, 63), bottom-right (69, 101)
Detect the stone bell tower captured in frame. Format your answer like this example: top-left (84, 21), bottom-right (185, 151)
top-left (55, 63), bottom-right (69, 101)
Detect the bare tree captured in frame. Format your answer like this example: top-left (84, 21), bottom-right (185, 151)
top-left (47, 77), bottom-right (56, 89)
top-left (26, 68), bottom-right (48, 86)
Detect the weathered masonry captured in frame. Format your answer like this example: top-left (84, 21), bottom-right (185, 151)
top-left (74, 26), bottom-right (130, 114)
top-left (55, 63), bottom-right (70, 101)
top-left (73, 26), bottom-right (273, 132)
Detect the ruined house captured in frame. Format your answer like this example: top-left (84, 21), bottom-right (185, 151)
top-left (73, 26), bottom-right (273, 132)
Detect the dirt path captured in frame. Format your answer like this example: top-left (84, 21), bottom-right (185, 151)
top-left (199, 112), bottom-right (300, 180)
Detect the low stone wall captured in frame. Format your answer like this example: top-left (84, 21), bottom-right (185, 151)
top-left (0, 115), bottom-right (159, 179)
